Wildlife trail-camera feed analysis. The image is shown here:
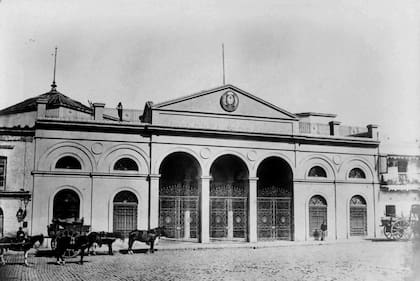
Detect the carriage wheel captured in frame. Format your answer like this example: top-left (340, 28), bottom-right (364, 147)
top-left (391, 220), bottom-right (409, 241)
top-left (64, 249), bottom-right (81, 258)
top-left (383, 226), bottom-right (393, 240)
top-left (402, 226), bottom-right (413, 240)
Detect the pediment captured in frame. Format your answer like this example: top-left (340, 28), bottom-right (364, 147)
top-left (153, 85), bottom-right (297, 120)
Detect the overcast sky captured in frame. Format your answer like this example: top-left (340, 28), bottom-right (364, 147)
top-left (1, 0), bottom-right (419, 147)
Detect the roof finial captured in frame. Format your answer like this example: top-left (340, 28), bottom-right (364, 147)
top-left (51, 47), bottom-right (58, 91)
top-left (222, 43), bottom-right (226, 85)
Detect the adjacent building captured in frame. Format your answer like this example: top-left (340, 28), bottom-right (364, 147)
top-left (0, 83), bottom-right (381, 242)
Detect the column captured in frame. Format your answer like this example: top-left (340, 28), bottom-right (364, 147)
top-left (200, 176), bottom-right (211, 243)
top-left (149, 174), bottom-right (160, 229)
top-left (248, 177), bottom-right (258, 242)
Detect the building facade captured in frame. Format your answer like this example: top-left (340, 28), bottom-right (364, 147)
top-left (0, 84), bottom-right (381, 242)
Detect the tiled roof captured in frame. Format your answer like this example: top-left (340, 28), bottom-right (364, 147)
top-left (0, 89), bottom-right (92, 116)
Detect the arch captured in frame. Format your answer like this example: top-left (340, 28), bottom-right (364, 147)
top-left (339, 157), bottom-right (374, 181)
top-left (53, 189), bottom-right (81, 221)
top-left (0, 207), bottom-right (3, 237)
top-left (301, 155), bottom-right (336, 180)
top-left (206, 150), bottom-right (250, 177)
top-left (113, 190), bottom-right (138, 238)
top-left (153, 147), bottom-right (203, 175)
top-left (349, 195), bottom-right (367, 236)
top-left (256, 156), bottom-right (294, 240)
top-left (98, 144), bottom-right (149, 174)
top-left (209, 154), bottom-right (249, 239)
top-left (308, 195), bottom-right (327, 238)
top-left (159, 151), bottom-right (202, 239)
top-left (113, 157), bottom-right (139, 171)
top-left (55, 155), bottom-right (82, 169)
top-left (253, 152), bottom-right (295, 177)
top-left (349, 168), bottom-right (366, 179)
top-left (39, 141), bottom-right (95, 172)
top-left (308, 166), bottom-right (327, 178)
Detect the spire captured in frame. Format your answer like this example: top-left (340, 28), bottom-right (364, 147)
top-left (51, 47), bottom-right (58, 91)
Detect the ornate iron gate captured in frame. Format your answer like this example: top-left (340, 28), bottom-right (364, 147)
top-left (350, 196), bottom-right (367, 236)
top-left (257, 198), bottom-right (292, 240)
top-left (159, 196), bottom-right (198, 239)
top-left (210, 184), bottom-right (248, 240)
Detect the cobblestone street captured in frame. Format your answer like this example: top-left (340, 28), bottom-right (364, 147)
top-left (0, 240), bottom-right (417, 281)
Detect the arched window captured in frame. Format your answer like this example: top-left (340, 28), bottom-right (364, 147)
top-left (309, 195), bottom-right (327, 237)
top-left (113, 158), bottom-right (139, 171)
top-left (55, 156), bottom-right (81, 169)
top-left (0, 208), bottom-right (3, 237)
top-left (53, 189), bottom-right (80, 220)
top-left (308, 166), bottom-right (327, 178)
top-left (350, 195), bottom-right (367, 236)
top-left (113, 191), bottom-right (138, 238)
top-left (349, 168), bottom-right (366, 179)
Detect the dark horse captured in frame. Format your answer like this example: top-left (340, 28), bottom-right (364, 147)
top-left (127, 227), bottom-right (167, 254)
top-left (88, 232), bottom-right (122, 255)
top-left (0, 234), bottom-right (44, 266)
top-left (54, 232), bottom-right (100, 265)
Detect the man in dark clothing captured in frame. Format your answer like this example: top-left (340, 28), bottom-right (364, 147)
top-left (16, 227), bottom-right (26, 243)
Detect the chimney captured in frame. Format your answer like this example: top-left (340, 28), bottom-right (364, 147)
top-left (36, 98), bottom-right (48, 118)
top-left (367, 124), bottom-right (379, 140)
top-left (329, 121), bottom-right (341, 136)
top-left (93, 103), bottom-right (105, 121)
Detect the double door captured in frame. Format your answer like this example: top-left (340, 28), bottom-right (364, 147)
top-left (257, 197), bottom-right (292, 240)
top-left (210, 197), bottom-right (247, 240)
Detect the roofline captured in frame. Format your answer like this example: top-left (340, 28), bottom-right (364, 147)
top-left (295, 112), bottom-right (337, 118)
top-left (152, 84), bottom-right (299, 120)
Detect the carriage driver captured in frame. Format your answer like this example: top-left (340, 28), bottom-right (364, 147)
top-left (16, 227), bottom-right (26, 243)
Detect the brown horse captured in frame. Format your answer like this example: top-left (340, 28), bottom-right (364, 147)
top-left (88, 232), bottom-right (122, 255)
top-left (127, 227), bottom-right (167, 254)
top-left (0, 234), bottom-right (44, 266)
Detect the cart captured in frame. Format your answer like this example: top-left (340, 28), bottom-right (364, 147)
top-left (47, 218), bottom-right (91, 257)
top-left (381, 204), bottom-right (420, 240)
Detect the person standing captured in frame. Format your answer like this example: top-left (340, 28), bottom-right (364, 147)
top-left (320, 220), bottom-right (327, 241)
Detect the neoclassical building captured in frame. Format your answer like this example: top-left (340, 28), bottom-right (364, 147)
top-left (0, 83), bottom-right (381, 242)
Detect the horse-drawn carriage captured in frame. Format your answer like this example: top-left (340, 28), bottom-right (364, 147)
top-left (47, 218), bottom-right (91, 257)
top-left (381, 204), bottom-right (420, 240)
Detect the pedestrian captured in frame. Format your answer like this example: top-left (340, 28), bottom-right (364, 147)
top-left (320, 220), bottom-right (327, 241)
top-left (16, 227), bottom-right (26, 243)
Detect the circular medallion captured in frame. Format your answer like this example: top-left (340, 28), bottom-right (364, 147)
top-left (200, 148), bottom-right (211, 159)
top-left (247, 151), bottom-right (257, 162)
top-left (91, 142), bottom-right (103, 155)
top-left (165, 216), bottom-right (172, 224)
top-left (235, 216), bottom-right (242, 223)
top-left (215, 216), bottom-right (221, 223)
top-left (333, 155), bottom-right (341, 165)
top-left (280, 217), bottom-right (286, 223)
top-left (220, 91), bottom-right (239, 112)
top-left (261, 216), bottom-right (267, 223)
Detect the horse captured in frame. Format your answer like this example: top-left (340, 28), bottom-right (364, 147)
top-left (127, 227), bottom-right (167, 254)
top-left (0, 234), bottom-right (44, 266)
top-left (54, 231), bottom-right (96, 265)
top-left (88, 232), bottom-right (122, 255)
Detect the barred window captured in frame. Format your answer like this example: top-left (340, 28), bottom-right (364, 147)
top-left (349, 168), bottom-right (366, 179)
top-left (308, 166), bottom-right (327, 178)
top-left (55, 156), bottom-right (81, 169)
top-left (0, 157), bottom-right (6, 190)
top-left (114, 158), bottom-right (138, 171)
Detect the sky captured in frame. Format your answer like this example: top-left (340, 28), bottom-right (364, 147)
top-left (0, 0), bottom-right (419, 150)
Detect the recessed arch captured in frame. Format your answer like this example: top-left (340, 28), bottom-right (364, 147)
top-left (301, 155), bottom-right (336, 180)
top-left (113, 190), bottom-right (138, 238)
top-left (53, 189), bottom-right (80, 221)
top-left (256, 156), bottom-right (294, 240)
top-left (308, 195), bottom-right (327, 238)
top-left (55, 155), bottom-right (82, 169)
top-left (349, 168), bottom-right (366, 179)
top-left (113, 157), bottom-right (139, 171)
top-left (339, 157), bottom-right (374, 181)
top-left (349, 195), bottom-right (367, 236)
top-left (98, 144), bottom-right (149, 174)
top-left (209, 154), bottom-right (249, 240)
top-left (159, 151), bottom-right (202, 240)
top-left (308, 166), bottom-right (327, 178)
top-left (39, 141), bottom-right (95, 172)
